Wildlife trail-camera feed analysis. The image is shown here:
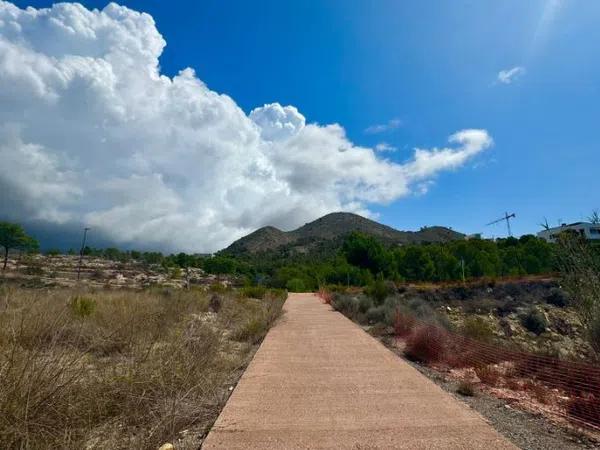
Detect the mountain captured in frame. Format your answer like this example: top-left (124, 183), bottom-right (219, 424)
top-left (223, 212), bottom-right (464, 256)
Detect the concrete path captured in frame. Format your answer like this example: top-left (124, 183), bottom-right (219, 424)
top-left (203, 293), bottom-right (516, 449)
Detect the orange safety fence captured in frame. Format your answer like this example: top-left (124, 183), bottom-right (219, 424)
top-left (320, 289), bottom-right (600, 431)
top-left (395, 311), bottom-right (600, 430)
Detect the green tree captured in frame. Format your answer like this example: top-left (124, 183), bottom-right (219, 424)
top-left (203, 255), bottom-right (237, 274)
top-left (342, 232), bottom-right (390, 275)
top-left (286, 278), bottom-right (306, 292)
top-left (395, 246), bottom-right (435, 281)
top-left (0, 222), bottom-right (39, 270)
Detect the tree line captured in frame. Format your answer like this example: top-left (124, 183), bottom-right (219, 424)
top-left (0, 220), bottom-right (561, 289)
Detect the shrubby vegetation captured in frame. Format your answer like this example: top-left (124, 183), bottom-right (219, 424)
top-left (225, 232), bottom-right (557, 291)
top-left (521, 307), bottom-right (548, 335)
top-left (0, 285), bottom-right (286, 448)
top-left (555, 233), bottom-right (600, 353)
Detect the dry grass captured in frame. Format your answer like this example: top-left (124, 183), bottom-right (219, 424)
top-left (474, 364), bottom-right (501, 386)
top-left (0, 284), bottom-right (286, 449)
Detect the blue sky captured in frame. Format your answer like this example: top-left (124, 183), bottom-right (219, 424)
top-left (4, 0), bottom-right (600, 249)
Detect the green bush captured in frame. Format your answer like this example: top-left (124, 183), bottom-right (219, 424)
top-left (285, 278), bottom-right (306, 292)
top-left (365, 306), bottom-right (386, 324)
top-left (266, 288), bottom-right (288, 300)
top-left (240, 286), bottom-right (267, 299)
top-left (544, 288), bottom-right (568, 307)
top-left (70, 296), bottom-right (97, 318)
top-left (364, 277), bottom-right (390, 305)
top-left (332, 294), bottom-right (358, 317)
top-left (521, 308), bottom-right (548, 335)
top-left (462, 317), bottom-right (495, 342)
top-left (358, 296), bottom-right (373, 314)
top-left (323, 284), bottom-right (349, 294)
top-left (406, 297), bottom-right (435, 320)
top-left (208, 283), bottom-right (230, 294)
top-left (382, 297), bottom-right (401, 326)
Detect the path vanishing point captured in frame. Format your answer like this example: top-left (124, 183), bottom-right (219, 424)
top-left (202, 293), bottom-right (517, 449)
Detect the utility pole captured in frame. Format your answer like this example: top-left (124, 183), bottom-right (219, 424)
top-left (77, 227), bottom-right (90, 281)
top-left (460, 258), bottom-right (465, 283)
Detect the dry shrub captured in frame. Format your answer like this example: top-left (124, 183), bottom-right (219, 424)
top-left (228, 293), bottom-right (286, 345)
top-left (505, 377), bottom-right (523, 391)
top-left (70, 295), bottom-right (97, 317)
top-left (456, 380), bottom-right (477, 397)
top-left (522, 381), bottom-right (550, 404)
top-left (0, 285), bottom-right (286, 449)
top-left (404, 324), bottom-right (447, 364)
top-left (474, 364), bottom-right (500, 386)
top-left (318, 288), bottom-right (333, 305)
top-left (209, 294), bottom-right (222, 313)
top-left (393, 310), bottom-right (415, 338)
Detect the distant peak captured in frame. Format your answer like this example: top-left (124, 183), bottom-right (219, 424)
top-left (223, 211), bottom-right (464, 255)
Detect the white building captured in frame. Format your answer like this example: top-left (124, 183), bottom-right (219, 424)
top-left (537, 222), bottom-right (600, 243)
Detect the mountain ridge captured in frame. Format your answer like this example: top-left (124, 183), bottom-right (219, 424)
top-left (223, 212), bottom-right (464, 256)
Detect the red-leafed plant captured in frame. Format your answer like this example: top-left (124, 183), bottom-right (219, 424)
top-left (404, 324), bottom-right (447, 364)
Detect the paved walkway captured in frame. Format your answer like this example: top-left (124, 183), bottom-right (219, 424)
top-left (203, 293), bottom-right (516, 449)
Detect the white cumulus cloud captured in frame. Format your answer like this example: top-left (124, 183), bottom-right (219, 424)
top-left (497, 66), bottom-right (526, 84)
top-left (249, 103), bottom-right (305, 141)
top-left (0, 1), bottom-right (492, 252)
top-left (403, 130), bottom-right (493, 180)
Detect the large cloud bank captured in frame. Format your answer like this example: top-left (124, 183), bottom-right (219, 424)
top-left (0, 2), bottom-right (492, 252)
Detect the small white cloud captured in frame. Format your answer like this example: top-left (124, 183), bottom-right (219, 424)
top-left (365, 118), bottom-right (402, 134)
top-left (403, 129), bottom-right (493, 180)
top-left (497, 66), bottom-right (526, 84)
top-left (374, 142), bottom-right (397, 152)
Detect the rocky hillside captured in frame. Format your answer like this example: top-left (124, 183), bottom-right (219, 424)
top-left (1, 255), bottom-right (237, 290)
top-left (224, 212), bottom-right (464, 256)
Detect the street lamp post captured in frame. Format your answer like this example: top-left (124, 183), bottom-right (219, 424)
top-left (77, 227), bottom-right (90, 281)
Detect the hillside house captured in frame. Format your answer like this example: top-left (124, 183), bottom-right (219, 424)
top-left (537, 222), bottom-right (600, 243)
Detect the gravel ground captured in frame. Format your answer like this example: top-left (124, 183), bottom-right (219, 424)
top-left (379, 335), bottom-right (600, 450)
